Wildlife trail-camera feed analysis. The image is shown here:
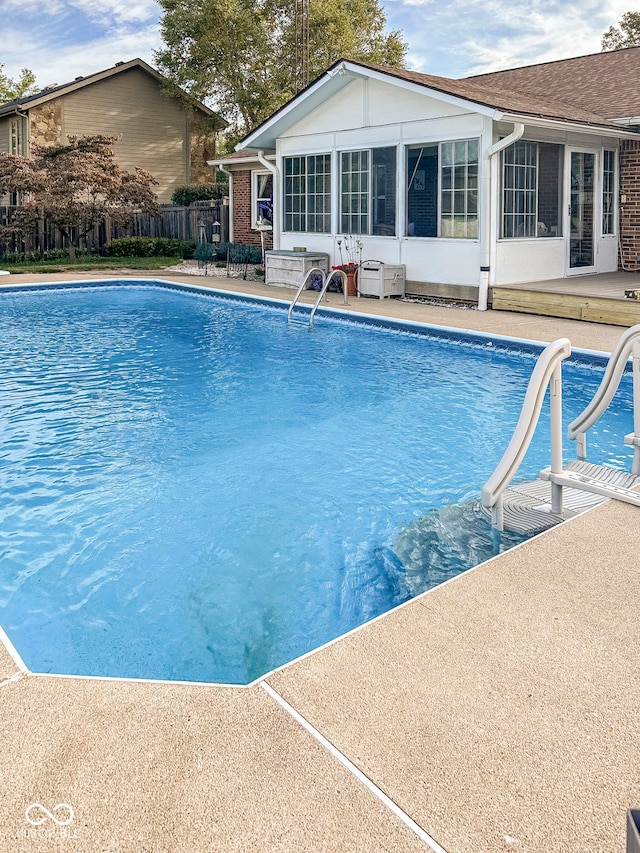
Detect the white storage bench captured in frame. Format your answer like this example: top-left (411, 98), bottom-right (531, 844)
top-left (358, 262), bottom-right (406, 299)
top-left (265, 250), bottom-right (329, 289)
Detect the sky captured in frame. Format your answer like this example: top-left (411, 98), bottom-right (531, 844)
top-left (0, 0), bottom-right (634, 99)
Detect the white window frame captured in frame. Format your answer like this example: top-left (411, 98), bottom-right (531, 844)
top-left (252, 170), bottom-right (273, 230)
top-left (340, 146), bottom-right (397, 236)
top-left (282, 153), bottom-right (332, 234)
top-left (9, 117), bottom-right (25, 156)
top-left (602, 149), bottom-right (616, 237)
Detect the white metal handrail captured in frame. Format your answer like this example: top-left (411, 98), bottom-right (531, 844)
top-left (287, 266), bottom-right (326, 323)
top-left (287, 267), bottom-right (350, 325)
top-left (567, 323), bottom-right (640, 473)
top-left (481, 338), bottom-right (571, 530)
top-left (309, 269), bottom-right (346, 325)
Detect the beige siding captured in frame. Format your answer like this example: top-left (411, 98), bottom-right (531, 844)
top-left (0, 117), bottom-right (10, 154)
top-left (60, 68), bottom-right (192, 203)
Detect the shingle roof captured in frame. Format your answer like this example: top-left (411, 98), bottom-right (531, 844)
top-left (0, 58), bottom-right (224, 126)
top-left (465, 46), bottom-right (640, 120)
top-left (356, 60), bottom-right (625, 129)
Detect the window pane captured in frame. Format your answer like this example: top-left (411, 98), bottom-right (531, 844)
top-left (340, 149), bottom-right (369, 234)
top-left (406, 145), bottom-right (438, 237)
top-left (372, 146), bottom-right (396, 236)
top-left (602, 150), bottom-right (615, 235)
top-left (439, 140), bottom-right (479, 239)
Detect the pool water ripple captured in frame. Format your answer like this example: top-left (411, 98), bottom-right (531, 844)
top-left (0, 283), bottom-right (634, 683)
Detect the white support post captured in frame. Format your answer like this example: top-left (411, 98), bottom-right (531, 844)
top-left (550, 364), bottom-right (564, 515)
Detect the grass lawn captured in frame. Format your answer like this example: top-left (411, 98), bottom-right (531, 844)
top-left (0, 256), bottom-right (183, 274)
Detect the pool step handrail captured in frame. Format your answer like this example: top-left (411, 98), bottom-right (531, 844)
top-left (287, 268), bottom-right (350, 326)
top-left (567, 323), bottom-right (640, 474)
top-left (481, 338), bottom-right (571, 531)
top-left (309, 269), bottom-right (347, 326)
top-left (287, 266), bottom-right (326, 323)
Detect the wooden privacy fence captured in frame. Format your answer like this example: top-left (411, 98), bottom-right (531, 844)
top-left (0, 199), bottom-right (229, 256)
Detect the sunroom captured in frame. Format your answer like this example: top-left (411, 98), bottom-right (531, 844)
top-left (236, 59), bottom-right (637, 307)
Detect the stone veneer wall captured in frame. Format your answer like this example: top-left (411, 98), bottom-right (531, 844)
top-left (231, 168), bottom-right (273, 250)
top-left (29, 101), bottom-right (63, 147)
top-left (619, 139), bottom-right (640, 270)
top-left (189, 113), bottom-right (217, 186)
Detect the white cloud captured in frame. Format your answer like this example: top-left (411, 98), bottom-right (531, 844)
top-left (387, 0), bottom-right (635, 76)
top-left (0, 0), bottom-right (636, 98)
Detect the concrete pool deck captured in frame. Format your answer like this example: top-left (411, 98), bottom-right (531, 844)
top-left (0, 269), bottom-right (638, 852)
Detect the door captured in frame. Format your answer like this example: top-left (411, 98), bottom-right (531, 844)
top-left (567, 150), bottom-right (596, 274)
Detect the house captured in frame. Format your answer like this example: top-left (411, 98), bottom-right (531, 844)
top-left (223, 47), bottom-right (640, 308)
top-left (0, 58), bottom-right (226, 203)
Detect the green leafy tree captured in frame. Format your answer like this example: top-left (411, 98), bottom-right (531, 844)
top-left (0, 135), bottom-right (160, 261)
top-left (0, 64), bottom-right (39, 102)
top-left (155, 0), bottom-right (407, 141)
top-left (602, 11), bottom-right (640, 50)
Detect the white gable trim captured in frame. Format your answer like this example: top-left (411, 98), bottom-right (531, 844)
top-left (239, 61), bottom-right (502, 151)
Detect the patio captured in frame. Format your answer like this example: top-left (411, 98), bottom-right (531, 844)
top-left (491, 269), bottom-right (640, 325)
top-left (0, 270), bottom-right (638, 852)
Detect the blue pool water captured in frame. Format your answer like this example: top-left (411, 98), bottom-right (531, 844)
top-left (0, 282), bottom-right (634, 684)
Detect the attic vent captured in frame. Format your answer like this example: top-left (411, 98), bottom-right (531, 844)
top-left (115, 62), bottom-right (124, 66)
top-left (75, 76), bottom-right (83, 81)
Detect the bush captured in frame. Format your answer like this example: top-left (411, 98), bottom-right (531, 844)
top-left (171, 184), bottom-right (229, 206)
top-left (101, 237), bottom-right (196, 259)
top-left (214, 242), bottom-right (262, 264)
top-left (0, 248), bottom-right (71, 262)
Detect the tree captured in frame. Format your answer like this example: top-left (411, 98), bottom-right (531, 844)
top-left (155, 0), bottom-right (407, 142)
top-left (0, 64), bottom-right (39, 102)
top-left (0, 135), bottom-right (160, 261)
top-left (602, 11), bottom-right (640, 50)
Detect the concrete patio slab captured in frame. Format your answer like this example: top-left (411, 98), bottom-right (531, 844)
top-left (268, 498), bottom-right (640, 852)
top-left (0, 674), bottom-right (427, 852)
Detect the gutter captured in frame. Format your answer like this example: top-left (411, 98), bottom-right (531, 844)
top-left (478, 122), bottom-right (525, 312)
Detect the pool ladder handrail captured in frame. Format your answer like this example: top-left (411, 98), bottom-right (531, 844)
top-left (287, 267), bottom-right (349, 325)
top-left (481, 338), bottom-right (571, 531)
top-left (567, 322), bottom-right (640, 474)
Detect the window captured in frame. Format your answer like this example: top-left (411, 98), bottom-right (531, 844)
top-left (440, 140), bottom-right (478, 238)
top-left (340, 147), bottom-right (396, 235)
top-left (10, 118), bottom-right (24, 155)
top-left (253, 171), bottom-right (273, 228)
top-left (406, 139), bottom-right (478, 239)
top-left (602, 150), bottom-right (615, 235)
top-left (502, 141), bottom-right (563, 238)
top-left (283, 154), bottom-right (331, 233)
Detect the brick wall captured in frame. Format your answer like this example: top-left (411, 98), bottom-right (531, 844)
top-left (231, 168), bottom-right (273, 250)
top-left (620, 140), bottom-right (640, 269)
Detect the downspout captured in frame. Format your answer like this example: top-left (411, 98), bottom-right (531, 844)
top-left (213, 160), bottom-right (233, 243)
top-left (256, 150), bottom-right (279, 250)
top-left (478, 122), bottom-right (525, 311)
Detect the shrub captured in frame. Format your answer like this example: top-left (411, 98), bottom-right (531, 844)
top-left (214, 242), bottom-right (262, 264)
top-left (171, 184), bottom-right (229, 206)
top-left (101, 237), bottom-right (196, 259)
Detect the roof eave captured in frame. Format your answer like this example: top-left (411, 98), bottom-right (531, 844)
top-left (501, 112), bottom-right (640, 138)
top-left (0, 58), bottom-right (219, 121)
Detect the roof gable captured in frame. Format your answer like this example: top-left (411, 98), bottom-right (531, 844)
top-left (239, 56), bottom-right (631, 151)
top-left (0, 59), bottom-right (225, 127)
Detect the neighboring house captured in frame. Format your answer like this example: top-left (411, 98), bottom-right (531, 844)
top-left (225, 47), bottom-right (640, 306)
top-left (0, 58), bottom-right (226, 203)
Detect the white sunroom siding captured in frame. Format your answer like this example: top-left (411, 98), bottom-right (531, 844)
top-left (277, 79), bottom-right (488, 289)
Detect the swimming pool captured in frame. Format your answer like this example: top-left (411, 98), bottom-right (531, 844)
top-left (0, 281), bottom-right (633, 684)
